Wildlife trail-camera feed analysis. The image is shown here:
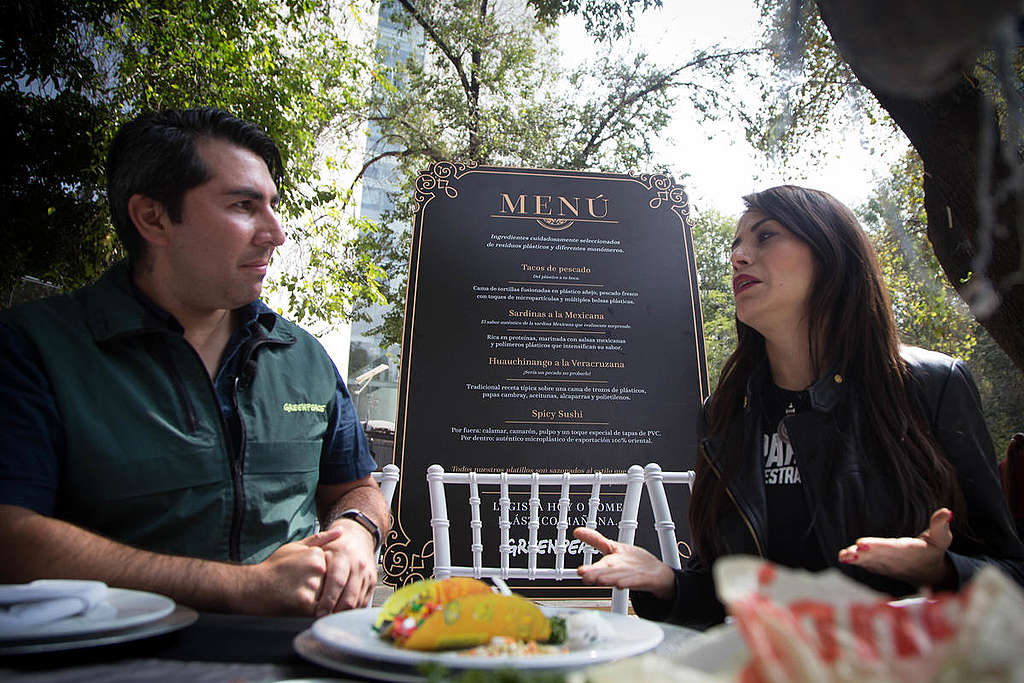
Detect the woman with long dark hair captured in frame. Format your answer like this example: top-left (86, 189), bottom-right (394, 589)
top-left (574, 185), bottom-right (1024, 629)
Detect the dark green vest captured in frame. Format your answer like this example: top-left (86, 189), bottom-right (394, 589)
top-left (1, 265), bottom-right (337, 563)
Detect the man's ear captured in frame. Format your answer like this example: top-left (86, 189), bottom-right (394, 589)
top-left (127, 194), bottom-right (172, 247)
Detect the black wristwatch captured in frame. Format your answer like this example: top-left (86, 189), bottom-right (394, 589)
top-left (339, 509), bottom-right (381, 553)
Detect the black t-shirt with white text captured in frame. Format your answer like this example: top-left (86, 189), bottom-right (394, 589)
top-left (761, 383), bottom-right (827, 571)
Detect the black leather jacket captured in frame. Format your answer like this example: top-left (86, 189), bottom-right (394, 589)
top-left (632, 346), bottom-right (1024, 629)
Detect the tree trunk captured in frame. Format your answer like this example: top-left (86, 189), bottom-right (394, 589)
top-left (818, 1), bottom-right (1024, 376)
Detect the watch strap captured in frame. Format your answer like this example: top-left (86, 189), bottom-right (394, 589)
top-left (339, 509), bottom-right (381, 552)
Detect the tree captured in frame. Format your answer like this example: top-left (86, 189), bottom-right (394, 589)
top-left (859, 152), bottom-right (977, 362)
top-left (820, 0), bottom-right (1024, 377)
top-left (691, 209), bottom-right (738, 389)
top-left (2, 0), bottom-right (386, 326)
top-left (969, 330), bottom-right (1024, 448)
top-left (749, 0), bottom-right (885, 161)
top-left (1, 1), bottom-right (128, 299)
top-left (751, 0), bottom-right (1024, 379)
top-left (358, 0), bottom-right (762, 348)
top-left (860, 150), bottom-right (1024, 449)
top-left (528, 0), bottom-right (663, 42)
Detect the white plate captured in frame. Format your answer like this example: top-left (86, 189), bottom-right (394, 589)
top-left (0, 588), bottom-right (176, 642)
top-left (294, 630), bottom-right (426, 683)
top-left (310, 606), bottom-right (663, 671)
top-left (0, 605), bottom-right (198, 655)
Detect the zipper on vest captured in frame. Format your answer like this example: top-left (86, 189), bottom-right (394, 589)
top-left (699, 440), bottom-right (765, 557)
top-left (227, 329), bottom-right (291, 563)
top-left (155, 335), bottom-right (244, 563)
top-left (169, 339), bottom-right (243, 565)
top-left (228, 372), bottom-right (247, 563)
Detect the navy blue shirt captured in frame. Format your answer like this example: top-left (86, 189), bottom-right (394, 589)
top-left (0, 291), bottom-right (373, 516)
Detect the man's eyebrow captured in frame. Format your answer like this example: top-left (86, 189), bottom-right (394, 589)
top-left (731, 216), bottom-right (773, 249)
top-left (224, 187), bottom-right (281, 205)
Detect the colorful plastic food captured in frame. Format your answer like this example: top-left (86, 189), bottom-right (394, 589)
top-left (375, 577), bottom-right (563, 652)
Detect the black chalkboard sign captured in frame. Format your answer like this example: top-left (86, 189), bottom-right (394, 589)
top-left (382, 163), bottom-right (708, 597)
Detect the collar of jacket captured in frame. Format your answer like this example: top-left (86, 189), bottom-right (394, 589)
top-left (743, 358), bottom-right (849, 414)
top-left (82, 261), bottom-right (287, 345)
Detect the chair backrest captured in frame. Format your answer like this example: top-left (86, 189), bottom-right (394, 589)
top-left (426, 464), bottom-right (645, 614)
top-left (372, 463), bottom-right (400, 510)
top-left (642, 462), bottom-right (695, 570)
top-left (371, 464), bottom-right (400, 561)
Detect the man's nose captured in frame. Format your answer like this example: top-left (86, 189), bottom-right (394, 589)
top-left (257, 209), bottom-right (286, 247)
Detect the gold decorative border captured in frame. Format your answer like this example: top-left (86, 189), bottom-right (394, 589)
top-left (629, 172), bottom-right (696, 229)
top-left (414, 160), bottom-right (479, 207)
top-left (627, 171), bottom-right (707, 401)
top-left (380, 534), bottom-right (433, 585)
top-left (388, 165), bottom-right (707, 588)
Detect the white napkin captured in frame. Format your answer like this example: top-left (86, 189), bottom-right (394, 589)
top-left (0, 580), bottom-right (108, 636)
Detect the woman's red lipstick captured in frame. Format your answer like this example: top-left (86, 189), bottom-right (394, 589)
top-left (733, 274), bottom-right (760, 295)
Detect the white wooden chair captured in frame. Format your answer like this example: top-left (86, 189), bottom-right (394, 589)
top-left (426, 464), bottom-right (645, 614)
top-left (371, 463), bottom-right (400, 561)
top-left (642, 462), bottom-right (695, 570)
top-left (372, 463), bottom-right (400, 510)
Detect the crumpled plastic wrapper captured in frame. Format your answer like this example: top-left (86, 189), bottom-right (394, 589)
top-left (581, 556), bottom-right (1024, 683)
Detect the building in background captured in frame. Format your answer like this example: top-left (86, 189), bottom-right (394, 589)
top-left (265, 0), bottom-right (420, 448)
top-left (346, 0), bottom-right (423, 431)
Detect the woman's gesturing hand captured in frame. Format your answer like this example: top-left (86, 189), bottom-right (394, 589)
top-left (573, 527), bottom-right (677, 600)
top-left (837, 507), bottom-right (955, 588)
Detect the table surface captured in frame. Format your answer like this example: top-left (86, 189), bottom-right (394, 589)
top-left (0, 607), bottom-right (701, 682)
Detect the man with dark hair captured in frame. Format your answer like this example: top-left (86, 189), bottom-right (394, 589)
top-left (0, 108), bottom-right (390, 616)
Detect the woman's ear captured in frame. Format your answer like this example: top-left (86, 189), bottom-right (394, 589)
top-left (127, 194), bottom-right (172, 247)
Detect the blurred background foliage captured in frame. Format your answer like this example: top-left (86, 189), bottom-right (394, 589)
top-left (2, 0), bottom-right (1020, 448)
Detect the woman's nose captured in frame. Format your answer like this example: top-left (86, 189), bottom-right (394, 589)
top-left (731, 244), bottom-right (751, 268)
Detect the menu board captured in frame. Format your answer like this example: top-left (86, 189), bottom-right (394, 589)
top-left (383, 163), bottom-right (708, 596)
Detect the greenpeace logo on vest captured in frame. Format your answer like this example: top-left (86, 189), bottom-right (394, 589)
top-left (283, 402), bottom-right (327, 413)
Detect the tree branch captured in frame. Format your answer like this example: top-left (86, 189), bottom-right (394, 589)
top-left (679, 47), bottom-right (766, 71)
top-left (345, 148), bottom-right (418, 204)
top-left (395, 0), bottom-right (472, 98)
top-left (574, 67), bottom-right (677, 166)
top-left (572, 49), bottom-right (763, 167)
top-left (817, 0), bottom-right (1024, 375)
